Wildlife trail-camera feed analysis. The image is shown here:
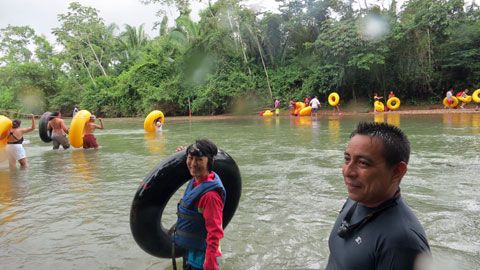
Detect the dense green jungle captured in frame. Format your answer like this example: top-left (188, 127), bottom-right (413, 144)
top-left (1, 0), bottom-right (480, 117)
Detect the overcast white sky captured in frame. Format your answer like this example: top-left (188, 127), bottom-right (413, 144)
top-left (0, 0), bottom-right (280, 42)
top-left (0, 0), bottom-right (179, 41)
top-left (0, 0), bottom-right (478, 44)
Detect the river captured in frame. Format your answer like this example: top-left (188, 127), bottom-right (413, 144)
top-left (1, 113), bottom-right (479, 269)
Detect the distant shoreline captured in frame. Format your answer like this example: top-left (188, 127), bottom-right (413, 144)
top-left (60, 104), bottom-right (480, 123)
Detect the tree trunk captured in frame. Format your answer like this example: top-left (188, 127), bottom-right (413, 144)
top-left (79, 52), bottom-right (97, 87)
top-left (426, 27), bottom-right (431, 68)
top-left (280, 35), bottom-right (289, 65)
top-left (248, 26), bottom-right (272, 99)
top-left (227, 10), bottom-right (238, 51)
top-left (236, 21), bottom-right (252, 77)
top-left (72, 76), bottom-right (87, 91)
top-left (86, 35), bottom-right (107, 76)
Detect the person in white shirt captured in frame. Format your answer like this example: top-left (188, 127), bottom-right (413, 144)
top-left (309, 96), bottom-right (321, 117)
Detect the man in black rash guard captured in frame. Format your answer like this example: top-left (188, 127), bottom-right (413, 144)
top-left (326, 122), bottom-right (430, 270)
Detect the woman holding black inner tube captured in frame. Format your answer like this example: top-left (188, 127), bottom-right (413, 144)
top-left (173, 139), bottom-right (226, 270)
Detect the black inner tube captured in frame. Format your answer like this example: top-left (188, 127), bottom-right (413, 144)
top-left (39, 112), bottom-right (53, 143)
top-left (130, 149), bottom-right (242, 258)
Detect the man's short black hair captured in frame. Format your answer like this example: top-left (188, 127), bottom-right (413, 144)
top-left (351, 122), bottom-right (410, 166)
top-left (186, 139), bottom-right (218, 171)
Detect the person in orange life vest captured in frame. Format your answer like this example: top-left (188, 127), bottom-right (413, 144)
top-left (174, 139), bottom-right (226, 270)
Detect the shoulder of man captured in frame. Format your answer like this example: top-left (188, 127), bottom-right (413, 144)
top-left (379, 200), bottom-right (429, 248)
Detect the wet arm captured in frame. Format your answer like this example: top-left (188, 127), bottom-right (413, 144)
top-left (97, 118), bottom-right (104, 130)
top-left (62, 121), bottom-right (69, 134)
top-left (23, 114), bottom-right (35, 133)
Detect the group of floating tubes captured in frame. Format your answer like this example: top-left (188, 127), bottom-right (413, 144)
top-left (292, 102), bottom-right (305, 115)
top-left (262, 93), bottom-right (342, 116)
top-left (144, 110), bottom-right (164, 132)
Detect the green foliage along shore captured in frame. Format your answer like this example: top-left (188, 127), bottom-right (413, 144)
top-left (1, 0), bottom-right (480, 117)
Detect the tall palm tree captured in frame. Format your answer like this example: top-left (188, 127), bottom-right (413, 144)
top-left (122, 24), bottom-right (149, 49)
top-left (168, 15), bottom-right (199, 48)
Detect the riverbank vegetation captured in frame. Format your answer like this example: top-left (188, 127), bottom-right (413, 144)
top-left (1, 0), bottom-right (480, 116)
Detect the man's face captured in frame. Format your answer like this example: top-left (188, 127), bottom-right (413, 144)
top-left (186, 154), bottom-right (209, 180)
top-left (342, 135), bottom-right (399, 207)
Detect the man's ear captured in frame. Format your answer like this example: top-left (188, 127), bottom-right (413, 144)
top-left (392, 161), bottom-right (408, 183)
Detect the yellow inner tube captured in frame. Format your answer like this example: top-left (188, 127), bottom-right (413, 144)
top-left (299, 106), bottom-right (312, 116)
top-left (328, 92), bottom-right (340, 106)
top-left (144, 110), bottom-right (165, 133)
top-left (458, 95), bottom-right (472, 103)
top-left (374, 101), bottom-right (385, 112)
top-left (443, 96), bottom-right (459, 108)
top-left (263, 110), bottom-right (274, 116)
top-left (294, 102), bottom-right (306, 115)
top-left (0, 115), bottom-right (13, 161)
top-left (472, 89), bottom-right (480, 103)
top-left (69, 110), bottom-right (91, 148)
top-left (0, 115), bottom-right (12, 146)
top-left (387, 97), bottom-right (401, 110)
